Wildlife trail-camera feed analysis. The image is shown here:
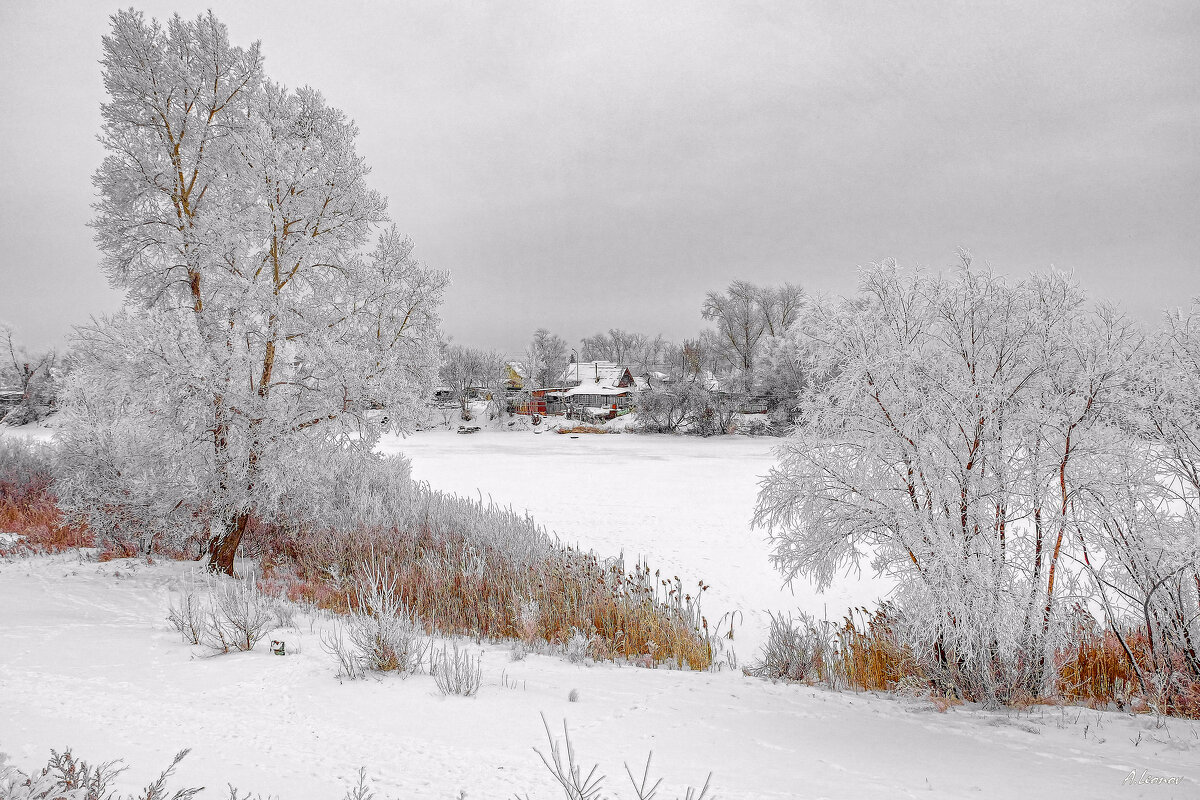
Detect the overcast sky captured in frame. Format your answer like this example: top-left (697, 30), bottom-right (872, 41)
top-left (1, 1), bottom-right (1197, 355)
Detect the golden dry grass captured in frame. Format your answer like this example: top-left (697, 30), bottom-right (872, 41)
top-left (258, 524), bottom-right (712, 669)
top-left (1057, 627), bottom-right (1200, 718)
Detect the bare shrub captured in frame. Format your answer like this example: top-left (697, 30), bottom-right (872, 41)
top-left (200, 604), bottom-right (238, 655)
top-left (565, 629), bottom-right (592, 664)
top-left (521, 715), bottom-right (715, 800)
top-left (166, 578), bottom-right (206, 645)
top-left (202, 576), bottom-right (273, 653)
top-left (0, 747), bottom-right (199, 800)
top-left (321, 625), bottom-right (366, 681)
top-left (269, 596), bottom-right (298, 629)
top-left (341, 767), bottom-right (377, 800)
top-left (345, 561), bottom-right (428, 674)
top-left (432, 642), bottom-right (482, 697)
top-left (747, 611), bottom-right (826, 683)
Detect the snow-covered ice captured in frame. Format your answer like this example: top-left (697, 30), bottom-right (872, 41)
top-left (382, 428), bottom-right (892, 656)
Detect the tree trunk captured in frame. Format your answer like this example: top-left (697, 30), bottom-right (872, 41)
top-left (206, 512), bottom-right (250, 575)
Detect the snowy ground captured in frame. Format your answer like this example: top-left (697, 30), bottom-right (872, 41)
top-left (3, 423), bottom-right (1199, 797)
top-left (3, 555), bottom-right (1197, 799)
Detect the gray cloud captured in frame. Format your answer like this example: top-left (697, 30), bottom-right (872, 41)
top-left (2, 1), bottom-right (1197, 354)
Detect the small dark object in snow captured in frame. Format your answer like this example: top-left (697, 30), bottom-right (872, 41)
top-left (457, 426), bottom-right (481, 434)
top-left (271, 640), bottom-right (286, 655)
top-left (570, 435), bottom-right (579, 439)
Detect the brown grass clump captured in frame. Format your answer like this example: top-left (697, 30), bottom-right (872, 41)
top-left (1057, 628), bottom-right (1141, 706)
top-left (930, 694), bottom-right (964, 713)
top-left (834, 605), bottom-right (915, 691)
top-left (0, 439), bottom-right (92, 555)
top-left (555, 425), bottom-right (616, 435)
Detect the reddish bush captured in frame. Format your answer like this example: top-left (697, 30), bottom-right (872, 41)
top-left (0, 439), bottom-right (92, 555)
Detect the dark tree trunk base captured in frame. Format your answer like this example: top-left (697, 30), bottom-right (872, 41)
top-left (206, 512), bottom-right (250, 575)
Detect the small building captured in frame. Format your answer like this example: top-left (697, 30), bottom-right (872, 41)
top-left (0, 389), bottom-right (22, 412)
top-left (503, 362), bottom-right (527, 391)
top-left (511, 387), bottom-right (571, 417)
top-left (563, 384), bottom-right (633, 418)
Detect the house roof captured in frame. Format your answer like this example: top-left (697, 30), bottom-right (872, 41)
top-left (562, 361), bottom-right (635, 387)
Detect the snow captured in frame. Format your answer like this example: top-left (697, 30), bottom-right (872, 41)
top-left (2, 555), bottom-right (1197, 798)
top-left (0, 416), bottom-right (57, 444)
top-left (3, 426), bottom-right (1199, 798)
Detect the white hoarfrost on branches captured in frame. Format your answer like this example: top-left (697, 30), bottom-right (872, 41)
top-left (56, 10), bottom-right (447, 572)
top-left (754, 259), bottom-right (1159, 703)
top-left (0, 325), bottom-right (58, 427)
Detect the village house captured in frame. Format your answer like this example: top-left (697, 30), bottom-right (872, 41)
top-left (557, 361), bottom-right (638, 419)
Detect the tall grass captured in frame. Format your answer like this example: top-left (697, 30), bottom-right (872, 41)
top-left (1057, 626), bottom-right (1200, 718)
top-left (255, 488), bottom-right (713, 669)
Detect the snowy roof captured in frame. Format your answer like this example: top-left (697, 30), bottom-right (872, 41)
top-left (562, 361), bottom-right (634, 388)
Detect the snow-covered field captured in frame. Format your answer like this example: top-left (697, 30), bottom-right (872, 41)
top-left (2, 425), bottom-right (1198, 798)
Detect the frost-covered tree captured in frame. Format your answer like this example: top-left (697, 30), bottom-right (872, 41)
top-left (758, 282), bottom-right (805, 338)
top-left (439, 344), bottom-right (507, 420)
top-left (1099, 302), bottom-right (1200, 681)
top-left (59, 10), bottom-right (446, 573)
top-left (440, 345), bottom-right (488, 417)
top-left (701, 280), bottom-right (805, 390)
top-left (526, 328), bottom-right (569, 389)
top-left (754, 261), bottom-right (1142, 702)
top-left (701, 280), bottom-right (764, 379)
top-left (579, 329), bottom-right (670, 376)
top-left (0, 325), bottom-right (57, 426)
top-left (751, 298), bottom-right (829, 424)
